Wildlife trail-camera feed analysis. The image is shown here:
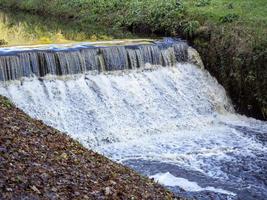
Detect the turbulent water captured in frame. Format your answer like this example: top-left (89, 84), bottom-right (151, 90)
top-left (0, 39), bottom-right (266, 200)
top-left (1, 62), bottom-right (266, 199)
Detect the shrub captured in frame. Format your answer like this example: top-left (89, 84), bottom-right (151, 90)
top-left (220, 13), bottom-right (239, 23)
top-left (195, 0), bottom-right (211, 7)
top-left (227, 3), bottom-right (234, 9)
top-left (182, 20), bottom-right (200, 37)
top-left (0, 39), bottom-right (8, 46)
top-left (0, 97), bottom-right (13, 108)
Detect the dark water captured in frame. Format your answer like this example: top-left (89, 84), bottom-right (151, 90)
top-left (124, 124), bottom-right (267, 200)
top-left (0, 8), bottom-right (138, 46)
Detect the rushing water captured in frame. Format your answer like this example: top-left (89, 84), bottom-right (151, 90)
top-left (0, 62), bottom-right (266, 199)
top-left (0, 9), bottom-right (137, 46)
top-left (0, 37), bottom-right (266, 199)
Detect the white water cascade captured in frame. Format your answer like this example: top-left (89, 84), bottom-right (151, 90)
top-left (0, 40), bottom-right (266, 200)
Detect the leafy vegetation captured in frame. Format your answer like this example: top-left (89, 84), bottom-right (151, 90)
top-left (182, 0), bottom-right (267, 119)
top-left (0, 0), bottom-right (266, 119)
top-left (195, 0), bottom-right (211, 7)
top-left (0, 9), bottom-right (136, 46)
top-left (182, 20), bottom-right (200, 38)
top-left (0, 96), bottom-right (12, 108)
top-left (0, 38), bottom-right (7, 46)
top-left (0, 0), bottom-right (185, 35)
top-left (219, 13), bottom-right (239, 23)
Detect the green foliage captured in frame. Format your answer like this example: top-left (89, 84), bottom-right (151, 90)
top-left (0, 97), bottom-right (13, 108)
top-left (220, 13), bottom-right (239, 23)
top-left (0, 9), bottom-right (127, 45)
top-left (0, 0), bottom-right (185, 34)
top-left (192, 24), bottom-right (267, 119)
top-left (122, 0), bottom-right (184, 33)
top-left (227, 3), bottom-right (234, 9)
top-left (0, 39), bottom-right (8, 46)
top-left (195, 0), bottom-right (211, 7)
top-left (182, 20), bottom-right (200, 37)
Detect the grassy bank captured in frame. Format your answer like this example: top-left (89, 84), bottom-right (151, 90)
top-left (0, 96), bottom-right (178, 199)
top-left (183, 0), bottom-right (267, 119)
top-left (0, 9), bottom-right (139, 46)
top-left (0, 0), bottom-right (266, 119)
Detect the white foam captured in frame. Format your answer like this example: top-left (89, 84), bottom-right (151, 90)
top-left (150, 172), bottom-right (236, 196)
top-left (0, 64), bottom-right (266, 195)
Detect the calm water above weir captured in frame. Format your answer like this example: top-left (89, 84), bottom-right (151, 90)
top-left (0, 9), bottom-right (139, 46)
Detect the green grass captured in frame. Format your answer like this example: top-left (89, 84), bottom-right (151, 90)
top-left (184, 0), bottom-right (267, 22)
top-left (182, 0), bottom-right (267, 42)
top-left (0, 0), bottom-right (266, 37)
top-left (0, 9), bottom-right (138, 46)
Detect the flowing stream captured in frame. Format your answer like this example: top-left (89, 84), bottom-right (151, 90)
top-left (0, 39), bottom-right (266, 200)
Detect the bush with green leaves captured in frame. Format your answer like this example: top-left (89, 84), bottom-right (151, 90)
top-left (0, 39), bottom-right (8, 46)
top-left (122, 0), bottom-right (185, 33)
top-left (182, 20), bottom-right (200, 37)
top-left (195, 0), bottom-right (211, 7)
top-left (220, 13), bottom-right (239, 23)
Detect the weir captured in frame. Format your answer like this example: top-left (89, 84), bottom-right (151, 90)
top-left (0, 39), bottom-right (188, 81)
top-left (0, 38), bottom-right (267, 200)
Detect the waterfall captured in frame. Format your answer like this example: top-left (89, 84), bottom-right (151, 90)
top-left (0, 39), bottom-right (267, 199)
top-left (0, 39), bottom-right (188, 81)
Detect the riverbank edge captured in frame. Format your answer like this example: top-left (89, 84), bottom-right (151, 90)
top-left (0, 96), bottom-right (183, 200)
